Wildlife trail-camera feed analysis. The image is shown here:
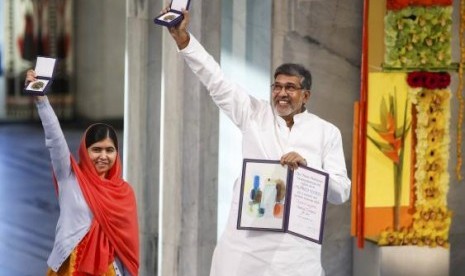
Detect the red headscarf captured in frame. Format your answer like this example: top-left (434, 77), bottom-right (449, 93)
top-left (69, 126), bottom-right (139, 275)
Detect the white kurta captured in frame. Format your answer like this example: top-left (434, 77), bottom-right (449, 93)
top-left (180, 35), bottom-right (351, 276)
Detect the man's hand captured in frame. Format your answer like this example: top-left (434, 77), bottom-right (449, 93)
top-left (163, 8), bottom-right (190, 49)
top-left (280, 151), bottom-right (307, 170)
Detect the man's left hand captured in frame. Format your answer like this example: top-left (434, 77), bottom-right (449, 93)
top-left (280, 151), bottom-right (307, 170)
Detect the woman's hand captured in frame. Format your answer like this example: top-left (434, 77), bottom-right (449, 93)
top-left (25, 69), bottom-right (37, 84)
top-left (26, 69), bottom-right (46, 101)
top-left (280, 151), bottom-right (307, 170)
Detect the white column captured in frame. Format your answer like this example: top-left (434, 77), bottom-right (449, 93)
top-left (125, 0), bottom-right (221, 275)
top-left (125, 0), bottom-right (163, 274)
top-left (75, 0), bottom-right (125, 120)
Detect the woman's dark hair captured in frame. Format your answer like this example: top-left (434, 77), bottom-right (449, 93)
top-left (85, 123), bottom-right (118, 151)
top-left (273, 63), bottom-right (312, 91)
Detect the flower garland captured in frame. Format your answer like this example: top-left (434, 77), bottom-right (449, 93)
top-left (387, 0), bottom-right (453, 11)
top-left (378, 72), bottom-right (452, 247)
top-left (407, 71), bottom-right (451, 89)
top-left (384, 6), bottom-right (452, 68)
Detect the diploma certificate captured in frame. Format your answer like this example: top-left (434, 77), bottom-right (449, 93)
top-left (237, 158), bottom-right (329, 244)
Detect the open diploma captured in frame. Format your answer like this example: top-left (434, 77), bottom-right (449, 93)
top-left (237, 159), bottom-right (329, 244)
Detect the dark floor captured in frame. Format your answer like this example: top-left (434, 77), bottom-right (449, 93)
top-left (0, 123), bottom-right (83, 276)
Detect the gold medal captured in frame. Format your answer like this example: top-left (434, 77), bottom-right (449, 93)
top-left (31, 81), bottom-right (45, 90)
top-left (163, 14), bottom-right (176, 21)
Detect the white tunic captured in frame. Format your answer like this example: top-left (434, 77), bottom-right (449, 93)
top-left (180, 35), bottom-right (351, 276)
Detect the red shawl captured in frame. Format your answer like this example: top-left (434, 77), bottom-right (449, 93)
top-left (69, 131), bottom-right (139, 275)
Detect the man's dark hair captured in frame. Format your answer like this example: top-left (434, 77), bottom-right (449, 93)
top-left (85, 123), bottom-right (119, 151)
top-left (274, 63), bottom-right (312, 91)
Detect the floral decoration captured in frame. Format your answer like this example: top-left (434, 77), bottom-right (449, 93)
top-left (384, 6), bottom-right (452, 68)
top-left (407, 71), bottom-right (451, 89)
top-left (378, 72), bottom-right (452, 248)
top-left (387, 0), bottom-right (453, 11)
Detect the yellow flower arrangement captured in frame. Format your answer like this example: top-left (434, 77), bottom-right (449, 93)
top-left (378, 75), bottom-right (452, 248)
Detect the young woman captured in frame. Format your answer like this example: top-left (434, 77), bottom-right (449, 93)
top-left (26, 70), bottom-right (139, 275)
